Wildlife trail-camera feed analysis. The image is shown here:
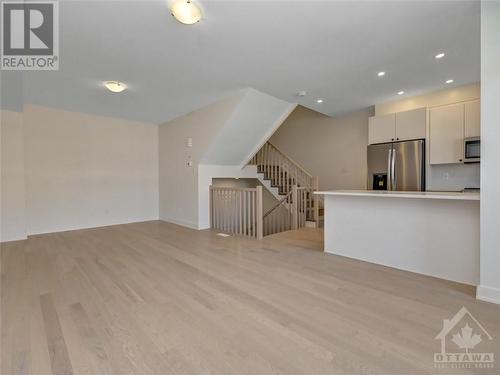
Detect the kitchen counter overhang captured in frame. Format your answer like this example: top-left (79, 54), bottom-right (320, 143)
top-left (316, 190), bottom-right (480, 285)
top-left (315, 190), bottom-right (480, 201)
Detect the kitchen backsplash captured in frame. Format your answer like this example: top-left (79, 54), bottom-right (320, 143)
top-left (427, 163), bottom-right (480, 191)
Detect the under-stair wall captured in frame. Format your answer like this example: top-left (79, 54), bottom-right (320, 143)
top-left (201, 88), bottom-right (296, 166)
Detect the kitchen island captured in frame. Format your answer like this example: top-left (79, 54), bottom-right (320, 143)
top-left (315, 190), bottom-right (480, 285)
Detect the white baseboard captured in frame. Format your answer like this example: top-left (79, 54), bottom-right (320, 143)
top-left (2, 218), bottom-right (160, 242)
top-left (476, 285), bottom-right (500, 305)
top-left (27, 217), bottom-right (159, 237)
top-left (0, 234), bottom-right (28, 243)
top-left (159, 217), bottom-right (199, 230)
top-left (305, 221), bottom-right (317, 228)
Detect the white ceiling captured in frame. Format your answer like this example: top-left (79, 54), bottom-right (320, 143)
top-left (1, 0), bottom-right (480, 124)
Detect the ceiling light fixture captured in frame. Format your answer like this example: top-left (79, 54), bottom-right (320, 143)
top-left (445, 79), bottom-right (454, 84)
top-left (377, 71), bottom-right (386, 77)
top-left (104, 81), bottom-right (127, 93)
top-left (171, 0), bottom-right (202, 25)
top-left (316, 99), bottom-right (324, 103)
top-left (435, 52), bottom-right (445, 59)
top-left (397, 91), bottom-right (405, 95)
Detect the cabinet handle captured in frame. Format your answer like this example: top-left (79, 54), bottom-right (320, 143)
top-left (396, 138), bottom-right (400, 140)
top-left (459, 159), bottom-right (463, 162)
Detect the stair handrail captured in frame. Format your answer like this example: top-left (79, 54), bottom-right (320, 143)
top-left (263, 189), bottom-right (293, 219)
top-left (262, 185), bottom-right (308, 236)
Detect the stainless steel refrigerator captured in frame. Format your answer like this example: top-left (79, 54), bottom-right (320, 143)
top-left (367, 139), bottom-right (425, 191)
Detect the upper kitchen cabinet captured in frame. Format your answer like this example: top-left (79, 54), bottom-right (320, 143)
top-left (429, 103), bottom-right (464, 164)
top-left (395, 108), bottom-right (427, 141)
top-left (429, 99), bottom-right (481, 164)
top-left (464, 100), bottom-right (480, 138)
top-left (368, 108), bottom-right (426, 144)
top-left (368, 113), bottom-right (395, 144)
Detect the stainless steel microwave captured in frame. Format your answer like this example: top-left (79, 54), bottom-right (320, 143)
top-left (464, 137), bottom-right (480, 163)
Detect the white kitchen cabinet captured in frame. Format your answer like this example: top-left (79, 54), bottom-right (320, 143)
top-left (368, 114), bottom-right (395, 144)
top-left (429, 103), bottom-right (464, 164)
top-left (369, 108), bottom-right (426, 145)
top-left (464, 100), bottom-right (480, 138)
top-left (395, 108), bottom-right (427, 141)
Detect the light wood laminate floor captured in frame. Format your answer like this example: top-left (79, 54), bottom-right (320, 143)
top-left (1, 221), bottom-right (499, 375)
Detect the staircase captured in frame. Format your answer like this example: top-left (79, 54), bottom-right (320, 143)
top-left (249, 141), bottom-right (323, 228)
top-left (209, 142), bottom-right (323, 238)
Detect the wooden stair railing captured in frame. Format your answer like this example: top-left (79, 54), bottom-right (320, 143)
top-left (249, 141), bottom-right (320, 224)
top-left (209, 184), bottom-right (308, 239)
top-left (263, 185), bottom-right (307, 236)
top-left (210, 186), bottom-right (263, 239)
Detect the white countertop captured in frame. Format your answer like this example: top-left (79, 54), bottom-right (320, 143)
top-left (315, 190), bottom-right (480, 201)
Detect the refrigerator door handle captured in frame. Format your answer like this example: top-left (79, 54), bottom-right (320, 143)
top-left (387, 148), bottom-right (393, 190)
top-left (391, 147), bottom-right (396, 190)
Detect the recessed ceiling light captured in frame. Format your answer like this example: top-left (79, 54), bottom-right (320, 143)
top-left (377, 71), bottom-right (386, 77)
top-left (171, 0), bottom-right (202, 25)
top-left (435, 52), bottom-right (445, 59)
top-left (316, 99), bottom-right (324, 103)
top-left (104, 81), bottom-right (127, 93)
top-left (445, 79), bottom-right (454, 84)
top-left (397, 91), bottom-right (405, 95)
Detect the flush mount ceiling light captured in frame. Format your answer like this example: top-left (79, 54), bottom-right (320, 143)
top-left (435, 52), bottom-right (445, 59)
top-left (316, 99), bottom-right (324, 103)
top-left (171, 0), bottom-right (202, 25)
top-left (397, 91), bottom-right (405, 95)
top-left (377, 71), bottom-right (386, 77)
top-left (104, 81), bottom-right (127, 93)
top-left (445, 79), bottom-right (454, 84)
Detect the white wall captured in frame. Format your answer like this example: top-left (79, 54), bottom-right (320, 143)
top-left (1, 110), bottom-right (26, 241)
top-left (375, 83), bottom-right (481, 191)
top-left (478, 1), bottom-right (500, 304)
top-left (159, 94), bottom-right (243, 229)
top-left (201, 89), bottom-right (296, 167)
top-left (23, 105), bottom-right (159, 235)
top-left (269, 106), bottom-right (372, 190)
top-left (375, 83), bottom-right (480, 116)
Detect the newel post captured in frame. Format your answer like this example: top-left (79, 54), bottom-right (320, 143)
top-left (292, 185), bottom-right (298, 230)
top-left (256, 186), bottom-right (263, 239)
top-left (313, 176), bottom-right (319, 225)
top-left (209, 185), bottom-right (213, 230)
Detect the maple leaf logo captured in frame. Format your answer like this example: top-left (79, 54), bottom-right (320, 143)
top-left (452, 324), bottom-right (482, 353)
